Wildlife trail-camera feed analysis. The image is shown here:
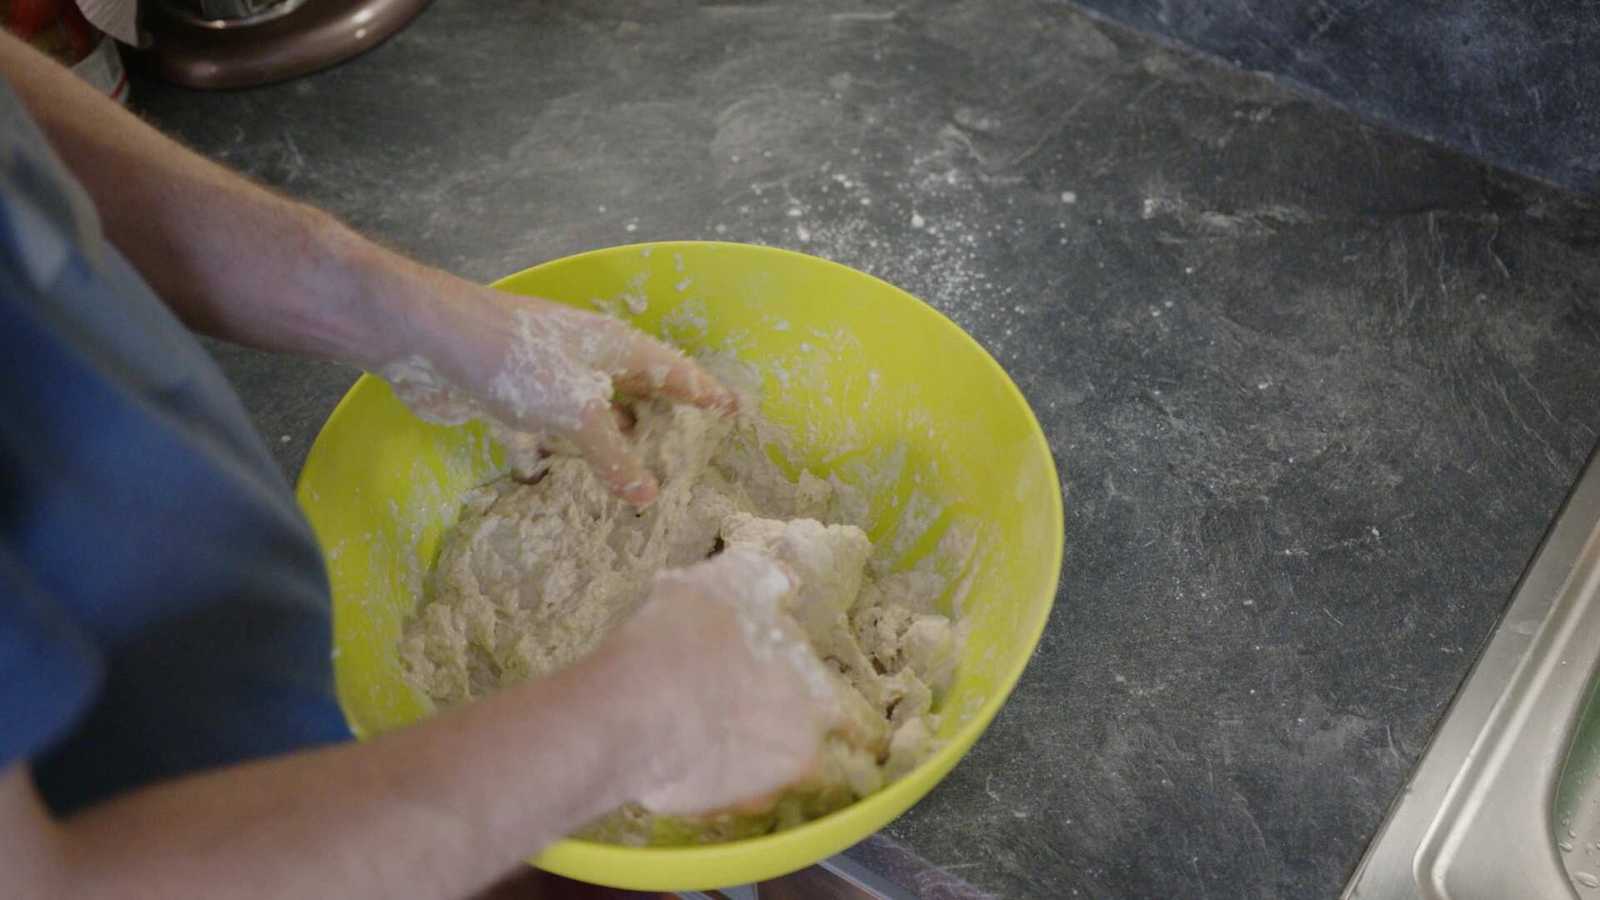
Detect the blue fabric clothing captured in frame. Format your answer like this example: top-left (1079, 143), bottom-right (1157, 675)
top-left (0, 80), bottom-right (351, 814)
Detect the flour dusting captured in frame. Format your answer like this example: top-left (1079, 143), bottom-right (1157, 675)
top-left (381, 306), bottom-right (636, 480)
top-left (396, 367), bottom-right (964, 845)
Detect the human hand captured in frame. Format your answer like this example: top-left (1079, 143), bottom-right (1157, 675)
top-left (600, 548), bottom-right (841, 817)
top-left (379, 269), bottom-right (736, 506)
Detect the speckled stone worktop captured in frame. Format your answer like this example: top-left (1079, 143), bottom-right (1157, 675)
top-left (132, 2), bottom-right (1600, 896)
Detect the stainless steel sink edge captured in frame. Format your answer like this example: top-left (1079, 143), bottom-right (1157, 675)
top-left (1346, 447), bottom-right (1600, 900)
top-left (1413, 531), bottom-right (1600, 899)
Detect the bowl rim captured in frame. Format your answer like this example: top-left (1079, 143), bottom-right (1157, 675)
top-left (296, 240), bottom-right (1064, 890)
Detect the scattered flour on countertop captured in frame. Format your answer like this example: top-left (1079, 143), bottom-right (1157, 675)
top-left (397, 368), bottom-right (964, 845)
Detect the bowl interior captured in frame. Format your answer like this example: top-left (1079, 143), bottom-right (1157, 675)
top-left (295, 241), bottom-right (1063, 890)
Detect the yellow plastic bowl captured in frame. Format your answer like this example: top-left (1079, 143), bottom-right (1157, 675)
top-left (295, 241), bottom-right (1063, 891)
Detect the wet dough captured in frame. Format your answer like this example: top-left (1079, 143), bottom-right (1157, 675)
top-left (398, 395), bottom-right (960, 844)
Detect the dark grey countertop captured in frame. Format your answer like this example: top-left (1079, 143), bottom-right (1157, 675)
top-left (1073, 0), bottom-right (1600, 195)
top-left (130, 1), bottom-right (1600, 897)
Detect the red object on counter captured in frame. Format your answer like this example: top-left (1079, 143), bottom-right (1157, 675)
top-left (7, 0), bottom-right (56, 40)
top-left (2, 0), bottom-right (126, 101)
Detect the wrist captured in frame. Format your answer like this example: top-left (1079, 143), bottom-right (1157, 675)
top-left (338, 240), bottom-right (506, 389)
top-left (571, 638), bottom-right (690, 812)
top-left (313, 218), bottom-right (434, 371)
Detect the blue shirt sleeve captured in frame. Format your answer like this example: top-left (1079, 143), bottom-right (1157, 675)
top-left (0, 77), bottom-right (350, 813)
top-left (0, 540), bottom-right (102, 769)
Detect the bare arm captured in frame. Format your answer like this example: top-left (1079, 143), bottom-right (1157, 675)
top-left (0, 29), bottom-right (734, 504)
top-left (0, 25), bottom-right (435, 368)
top-left (0, 27), bottom-right (398, 368)
top-left (5, 649), bottom-right (646, 900)
top-left (3, 552), bottom-right (831, 900)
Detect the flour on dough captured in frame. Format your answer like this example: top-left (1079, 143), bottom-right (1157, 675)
top-left (397, 387), bottom-right (962, 845)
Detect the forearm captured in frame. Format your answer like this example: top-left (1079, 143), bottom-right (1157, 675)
top-left (0, 29), bottom-right (417, 369)
top-left (25, 650), bottom-right (653, 900)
